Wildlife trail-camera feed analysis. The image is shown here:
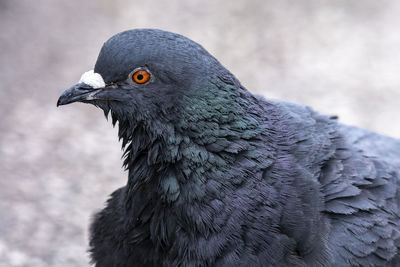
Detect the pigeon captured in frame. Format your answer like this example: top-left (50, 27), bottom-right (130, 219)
top-left (57, 29), bottom-right (400, 267)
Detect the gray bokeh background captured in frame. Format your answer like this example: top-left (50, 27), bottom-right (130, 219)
top-left (0, 0), bottom-right (399, 266)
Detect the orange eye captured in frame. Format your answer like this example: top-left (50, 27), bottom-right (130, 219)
top-left (132, 70), bottom-right (151, 84)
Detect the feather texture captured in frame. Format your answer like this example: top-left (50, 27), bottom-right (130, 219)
top-left (58, 29), bottom-right (400, 267)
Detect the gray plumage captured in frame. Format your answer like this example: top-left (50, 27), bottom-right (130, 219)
top-left (57, 29), bottom-right (400, 266)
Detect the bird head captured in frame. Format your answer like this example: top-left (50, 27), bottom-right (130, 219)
top-left (57, 29), bottom-right (237, 128)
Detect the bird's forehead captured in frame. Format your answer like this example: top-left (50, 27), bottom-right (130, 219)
top-left (93, 29), bottom-right (219, 84)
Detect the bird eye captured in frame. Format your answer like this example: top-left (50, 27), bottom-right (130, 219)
top-left (132, 70), bottom-right (151, 84)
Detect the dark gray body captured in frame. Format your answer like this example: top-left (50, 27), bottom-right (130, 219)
top-left (90, 99), bottom-right (400, 267)
top-left (328, 124), bottom-right (400, 266)
top-left (57, 29), bottom-right (400, 266)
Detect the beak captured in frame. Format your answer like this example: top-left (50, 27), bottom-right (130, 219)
top-left (57, 70), bottom-right (106, 106)
top-left (57, 82), bottom-right (100, 106)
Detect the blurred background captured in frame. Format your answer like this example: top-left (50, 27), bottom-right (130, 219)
top-left (0, 0), bottom-right (399, 266)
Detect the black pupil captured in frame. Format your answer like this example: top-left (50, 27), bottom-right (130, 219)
top-left (137, 74), bottom-right (144, 80)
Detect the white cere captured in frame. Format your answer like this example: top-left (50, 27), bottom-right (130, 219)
top-left (79, 70), bottom-right (106, 89)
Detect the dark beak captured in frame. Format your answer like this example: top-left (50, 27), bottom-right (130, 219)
top-left (57, 83), bottom-right (100, 106)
